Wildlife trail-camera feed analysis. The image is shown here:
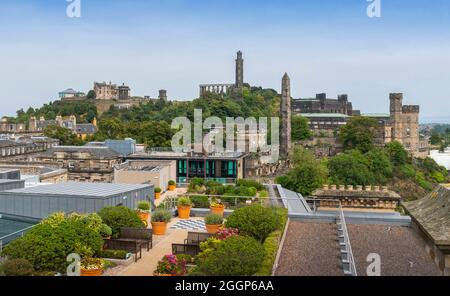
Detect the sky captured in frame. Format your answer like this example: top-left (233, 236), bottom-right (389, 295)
top-left (0, 0), bottom-right (449, 123)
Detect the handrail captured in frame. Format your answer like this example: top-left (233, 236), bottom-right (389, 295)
top-left (338, 203), bottom-right (357, 276)
top-left (0, 224), bottom-right (36, 253)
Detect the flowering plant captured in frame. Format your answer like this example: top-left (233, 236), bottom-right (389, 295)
top-left (81, 258), bottom-right (104, 270)
top-left (154, 255), bottom-right (187, 276)
top-left (215, 228), bottom-right (239, 241)
top-left (210, 200), bottom-right (225, 208)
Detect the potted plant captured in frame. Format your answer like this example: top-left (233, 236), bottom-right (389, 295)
top-left (154, 187), bottom-right (162, 199)
top-left (177, 196), bottom-right (192, 219)
top-left (204, 214), bottom-right (224, 234)
top-left (151, 209), bottom-right (172, 235)
top-left (99, 224), bottom-right (112, 240)
top-left (137, 201), bottom-right (151, 223)
top-left (210, 200), bottom-right (225, 217)
top-left (168, 180), bottom-right (176, 191)
top-left (80, 258), bottom-right (104, 276)
top-left (153, 254), bottom-right (187, 276)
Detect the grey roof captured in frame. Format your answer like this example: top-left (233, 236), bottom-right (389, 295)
top-left (0, 179), bottom-right (24, 185)
top-left (278, 186), bottom-right (312, 214)
top-left (0, 140), bottom-right (20, 148)
top-left (297, 113), bottom-right (350, 118)
top-left (1, 183), bottom-right (153, 198)
top-left (40, 146), bottom-right (122, 159)
top-left (76, 124), bottom-right (97, 134)
top-left (60, 88), bottom-right (79, 94)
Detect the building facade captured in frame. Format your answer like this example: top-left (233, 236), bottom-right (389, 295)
top-left (293, 93), bottom-right (359, 116)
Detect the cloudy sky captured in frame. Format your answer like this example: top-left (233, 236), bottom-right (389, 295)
top-left (0, 0), bottom-right (449, 122)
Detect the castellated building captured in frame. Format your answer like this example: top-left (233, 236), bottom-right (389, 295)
top-left (94, 81), bottom-right (130, 100)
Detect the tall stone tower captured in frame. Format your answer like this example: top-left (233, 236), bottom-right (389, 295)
top-left (390, 93), bottom-right (404, 141)
top-left (235, 51), bottom-right (244, 88)
top-left (280, 73), bottom-right (292, 158)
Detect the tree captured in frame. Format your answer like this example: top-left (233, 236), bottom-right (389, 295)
top-left (385, 141), bottom-right (409, 166)
top-left (340, 116), bottom-right (379, 153)
top-left (275, 146), bottom-right (328, 196)
top-left (430, 132), bottom-right (443, 145)
top-left (292, 116), bottom-right (312, 141)
top-left (328, 150), bottom-right (375, 186)
top-left (365, 149), bottom-right (393, 185)
top-left (87, 90), bottom-right (96, 100)
top-left (43, 124), bottom-right (82, 146)
top-left (95, 118), bottom-right (126, 140)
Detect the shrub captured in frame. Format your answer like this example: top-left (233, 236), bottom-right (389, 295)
top-left (1, 259), bottom-right (34, 276)
top-left (1, 213), bottom-right (104, 272)
top-left (399, 164), bottom-right (416, 179)
top-left (177, 196), bottom-right (192, 207)
top-left (259, 190), bottom-right (269, 198)
top-left (168, 180), bottom-right (176, 186)
top-left (151, 209), bottom-right (172, 223)
top-left (432, 172), bottom-right (446, 183)
top-left (236, 179), bottom-right (264, 191)
top-left (155, 254), bottom-right (187, 276)
top-left (204, 214), bottom-right (224, 225)
top-left (416, 172), bottom-right (433, 191)
top-left (225, 204), bottom-right (280, 242)
top-left (99, 250), bottom-right (129, 260)
top-left (98, 206), bottom-right (145, 238)
top-left (196, 236), bottom-right (264, 276)
top-left (215, 228), bottom-right (239, 241)
top-left (137, 201), bottom-right (150, 211)
top-left (254, 230), bottom-right (281, 276)
top-left (190, 195), bottom-right (209, 208)
top-left (99, 224), bottom-right (112, 238)
top-left (154, 187), bottom-right (162, 193)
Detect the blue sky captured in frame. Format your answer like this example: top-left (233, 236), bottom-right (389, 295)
top-left (0, 0), bottom-right (449, 122)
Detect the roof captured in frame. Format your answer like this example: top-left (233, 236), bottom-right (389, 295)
top-left (0, 140), bottom-right (20, 148)
top-left (403, 185), bottom-right (450, 245)
top-left (75, 124), bottom-right (97, 134)
top-left (362, 113), bottom-right (390, 118)
top-left (0, 183), bottom-right (153, 198)
top-left (60, 88), bottom-right (81, 94)
top-left (296, 113), bottom-right (350, 118)
top-left (0, 179), bottom-right (24, 185)
top-left (39, 146), bottom-right (122, 159)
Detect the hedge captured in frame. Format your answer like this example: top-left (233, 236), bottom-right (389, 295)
top-left (254, 230), bottom-right (282, 276)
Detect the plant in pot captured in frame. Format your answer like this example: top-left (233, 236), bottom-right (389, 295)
top-left (210, 199), bottom-right (225, 217)
top-left (168, 180), bottom-right (176, 191)
top-left (177, 196), bottom-right (192, 219)
top-left (136, 201), bottom-right (151, 224)
top-left (99, 224), bottom-right (112, 240)
top-left (151, 209), bottom-right (172, 235)
top-left (153, 254), bottom-right (187, 276)
top-left (154, 187), bottom-right (162, 199)
top-left (80, 258), bottom-right (104, 277)
top-left (204, 214), bottom-right (224, 234)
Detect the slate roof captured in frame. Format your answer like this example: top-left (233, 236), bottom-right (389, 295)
top-left (75, 124), bottom-right (97, 134)
top-left (39, 146), bottom-right (122, 159)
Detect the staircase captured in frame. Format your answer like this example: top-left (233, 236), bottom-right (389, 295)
top-left (336, 204), bottom-right (358, 276)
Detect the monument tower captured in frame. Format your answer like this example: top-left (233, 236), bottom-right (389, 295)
top-left (235, 51), bottom-right (244, 88)
top-left (280, 73), bottom-right (292, 158)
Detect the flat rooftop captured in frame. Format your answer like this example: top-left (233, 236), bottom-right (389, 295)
top-left (0, 183), bottom-right (153, 198)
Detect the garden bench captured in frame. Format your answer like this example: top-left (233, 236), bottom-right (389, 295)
top-left (172, 243), bottom-right (200, 257)
top-left (104, 239), bottom-right (143, 262)
top-left (184, 232), bottom-right (212, 246)
top-left (116, 227), bottom-right (153, 251)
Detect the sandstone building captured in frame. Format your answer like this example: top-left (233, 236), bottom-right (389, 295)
top-left (94, 81), bottom-right (131, 100)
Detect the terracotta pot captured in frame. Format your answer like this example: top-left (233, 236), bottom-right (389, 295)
top-left (138, 211), bottom-right (150, 222)
top-left (155, 192), bottom-right (161, 199)
top-left (210, 206), bottom-right (225, 217)
top-left (206, 224), bottom-right (223, 234)
top-left (80, 267), bottom-right (103, 277)
top-left (151, 222), bottom-right (168, 235)
top-left (177, 206), bottom-right (192, 219)
top-left (153, 272), bottom-right (172, 277)
top-left (168, 184), bottom-right (176, 191)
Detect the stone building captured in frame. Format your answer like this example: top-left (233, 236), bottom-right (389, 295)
top-left (158, 89), bottom-right (168, 101)
top-left (0, 137), bottom-right (59, 160)
top-left (33, 146), bottom-right (123, 183)
top-left (0, 118), bottom-right (26, 133)
top-left (93, 81), bottom-right (130, 100)
top-left (29, 115), bottom-right (97, 140)
top-left (293, 93), bottom-right (360, 116)
top-left (199, 51), bottom-right (245, 99)
top-left (280, 73), bottom-right (292, 158)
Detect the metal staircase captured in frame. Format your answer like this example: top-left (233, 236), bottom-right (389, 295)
top-left (336, 203), bottom-right (358, 276)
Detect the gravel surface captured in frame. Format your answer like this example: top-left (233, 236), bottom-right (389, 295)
top-left (275, 221), bottom-right (343, 276)
top-left (348, 224), bottom-right (441, 276)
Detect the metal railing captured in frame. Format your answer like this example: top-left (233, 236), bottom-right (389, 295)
top-left (0, 225), bottom-right (36, 254)
top-left (337, 203), bottom-right (358, 276)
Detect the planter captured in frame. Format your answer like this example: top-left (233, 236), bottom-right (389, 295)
top-left (80, 267), bottom-right (103, 277)
top-left (155, 192), bottom-right (161, 199)
top-left (206, 224), bottom-right (223, 234)
top-left (177, 206), bottom-right (192, 219)
top-left (153, 272), bottom-right (173, 277)
top-left (151, 222), bottom-right (168, 235)
top-left (210, 206), bottom-right (225, 217)
top-left (168, 184), bottom-right (176, 191)
top-left (138, 211), bottom-right (150, 222)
